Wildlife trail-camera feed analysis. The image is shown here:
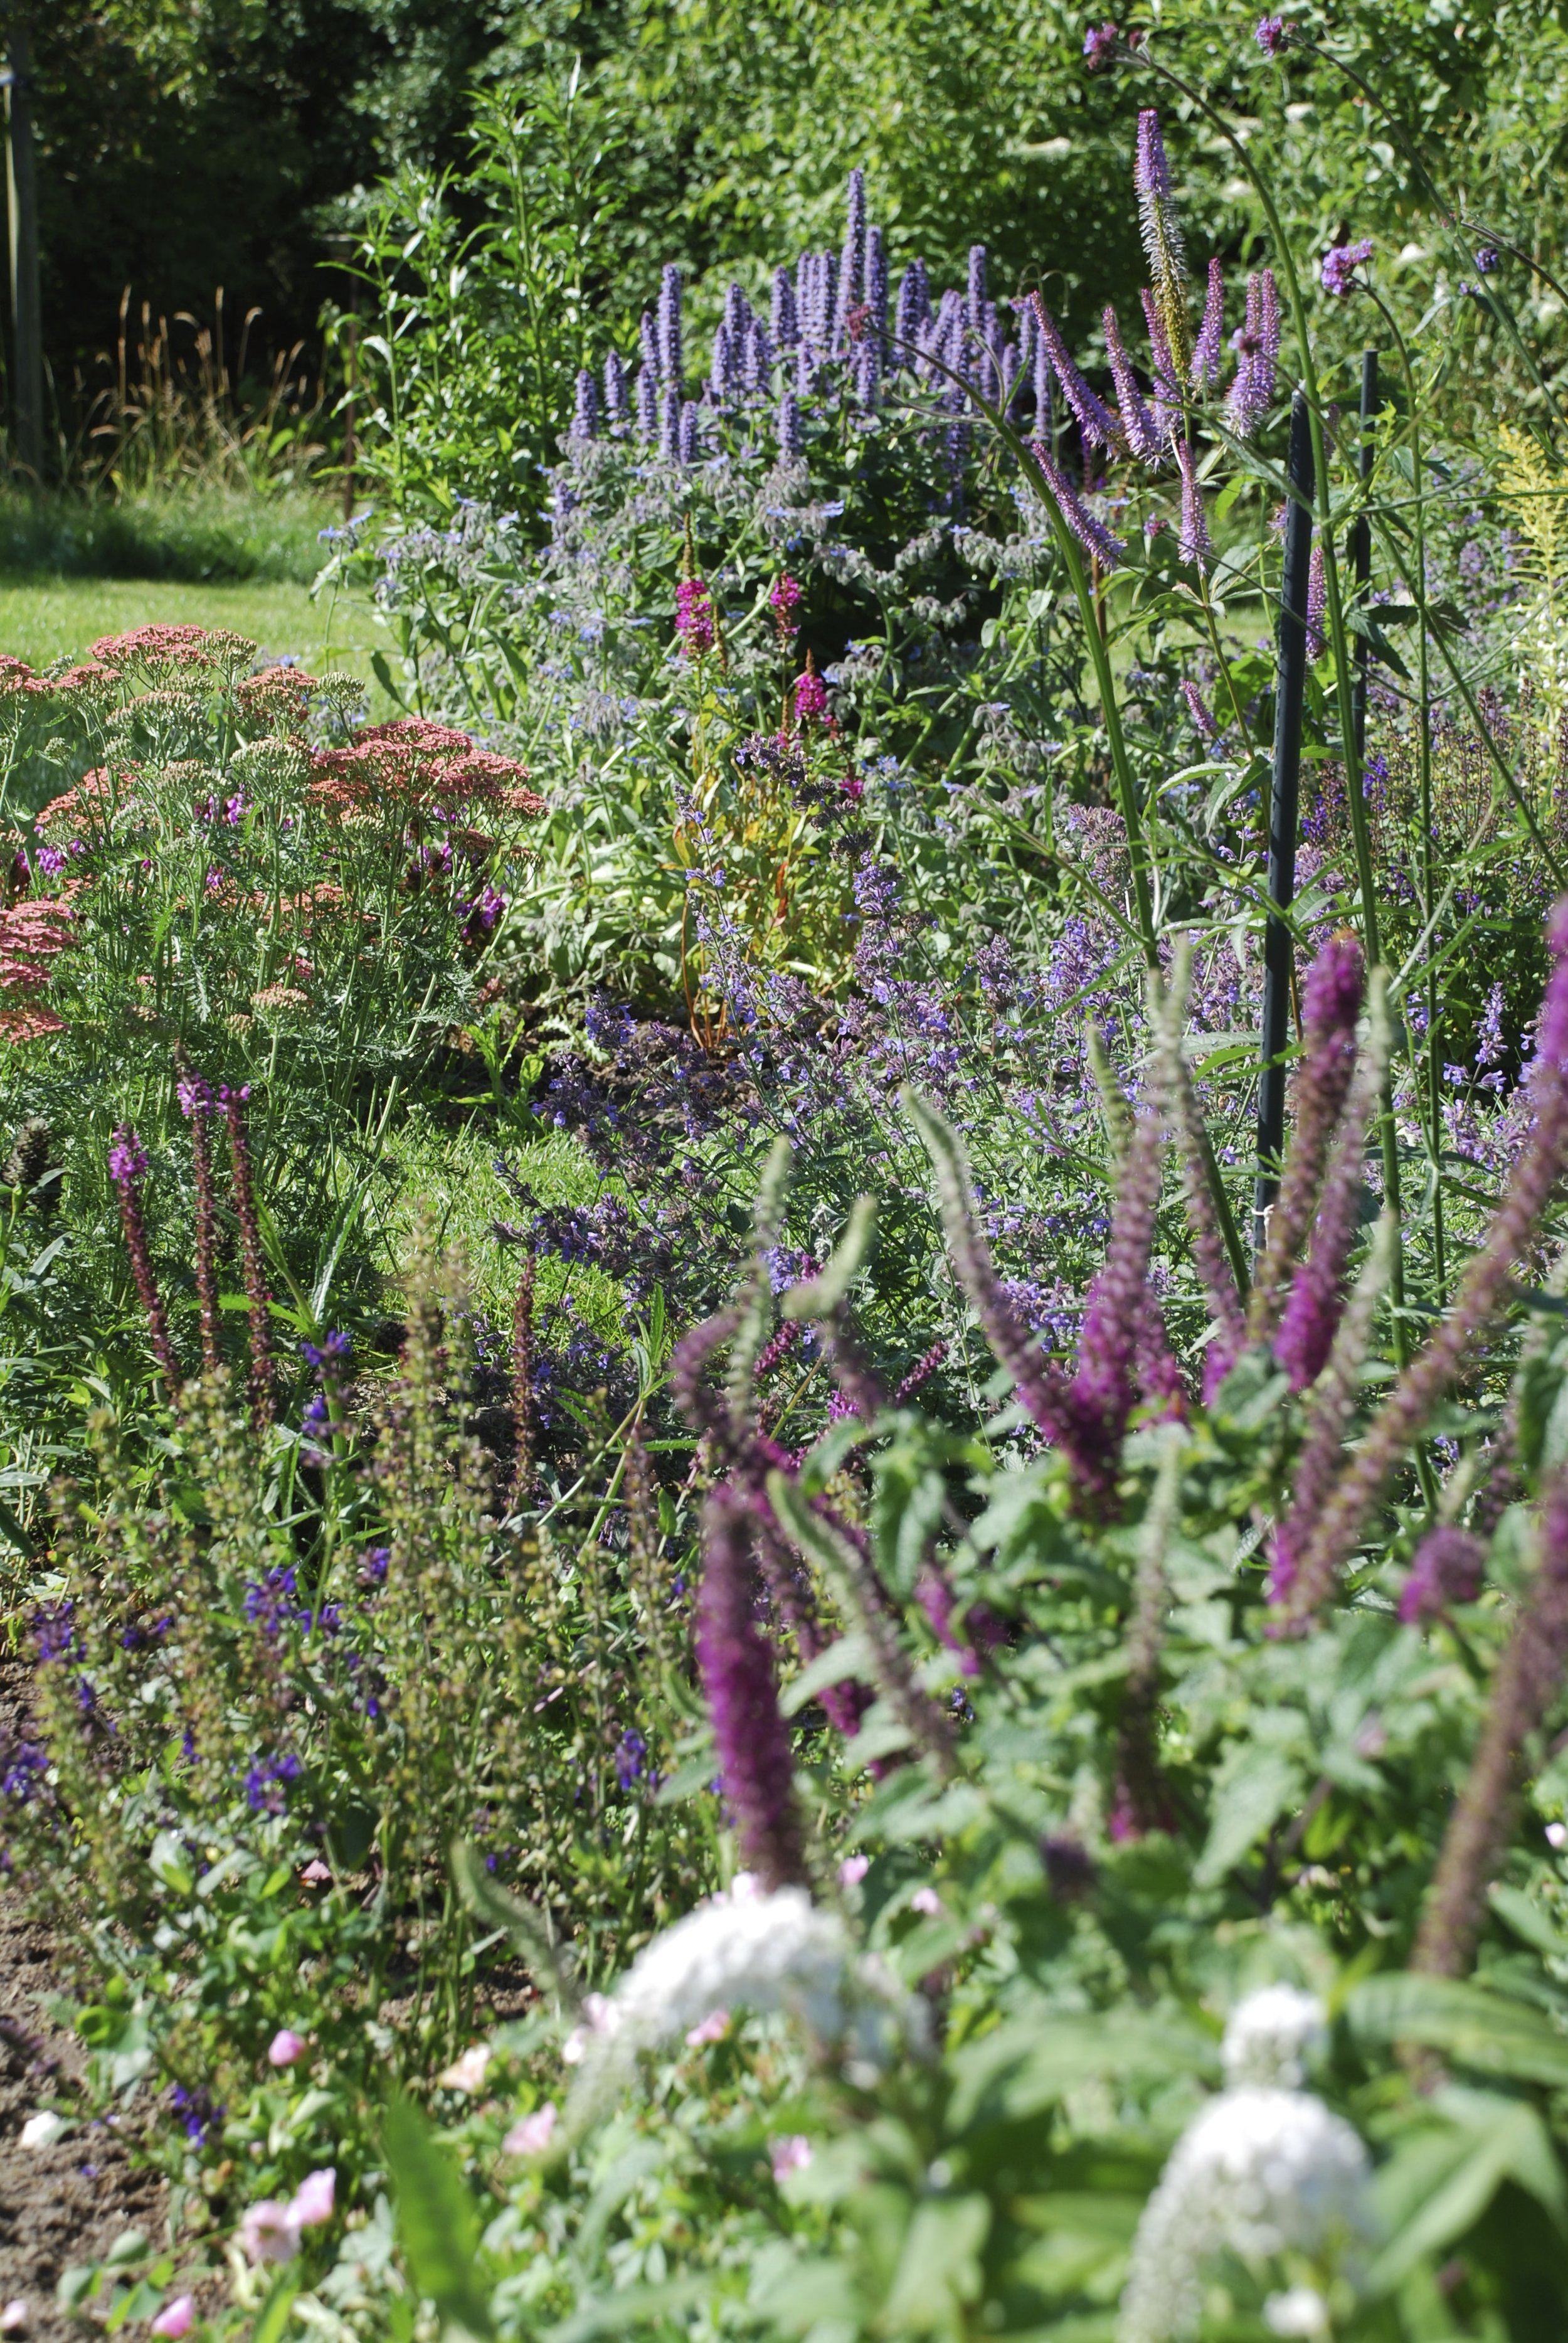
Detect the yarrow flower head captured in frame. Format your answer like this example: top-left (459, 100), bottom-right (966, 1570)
top-left (1321, 239), bottom-right (1374, 297)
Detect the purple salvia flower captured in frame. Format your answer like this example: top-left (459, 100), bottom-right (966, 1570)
top-left (178, 1063), bottom-right (221, 1375)
top-left (866, 225), bottom-right (887, 349)
top-left (1103, 304), bottom-right (1167, 464)
top-left (1399, 1526), bottom-right (1485, 1626)
top-left (656, 263), bottom-right (684, 385)
top-left (1067, 1107), bottom-right (1166, 1513)
top-left (1249, 931), bottom-right (1364, 1344)
top-left (1176, 437), bottom-right (1212, 572)
top-left (218, 1085), bottom-right (274, 1427)
top-left (893, 258), bottom-right (931, 363)
top-left (1273, 977), bottom-right (1388, 1391)
top-left (1192, 258), bottom-right (1224, 386)
top-left (696, 1489), bottom-right (807, 1891)
top-left (1226, 270), bottom-right (1280, 438)
top-left (771, 265), bottom-right (799, 351)
top-left (1305, 541), bottom-right (1327, 659)
top-left (1321, 239), bottom-right (1374, 298)
top-left (603, 349), bottom-right (628, 433)
top-left (1279, 900), bottom-right (1568, 1627)
top-left (709, 321), bottom-right (733, 405)
top-left (570, 368), bottom-right (598, 440)
top-left (1030, 294), bottom-right (1120, 450)
top-left (109, 1125), bottom-right (181, 1393)
top-left (1256, 14), bottom-right (1288, 53)
top-left (1180, 679), bottom-right (1219, 741)
top-left (741, 317), bottom-right (772, 396)
top-left (1030, 441), bottom-right (1126, 570)
top-left (1135, 109), bottom-right (1189, 368)
top-left (1412, 1469), bottom-right (1568, 1976)
top-left (639, 310), bottom-right (659, 376)
top-left (776, 386), bottom-right (803, 459)
top-left (635, 365), bottom-right (657, 442)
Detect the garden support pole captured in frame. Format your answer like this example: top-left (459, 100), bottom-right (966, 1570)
top-left (1256, 389), bottom-right (1314, 1257)
top-left (1350, 350), bottom-right (1377, 763)
top-left (3, 16), bottom-right (41, 482)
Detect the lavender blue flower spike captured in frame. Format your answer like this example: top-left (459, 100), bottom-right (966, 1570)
top-left (1279, 899), bottom-right (1568, 1627)
top-left (771, 265), bottom-right (798, 351)
top-left (570, 368), bottom-right (598, 440)
top-left (834, 168), bottom-right (867, 351)
top-left (640, 309), bottom-right (659, 377)
top-left (677, 399), bottom-right (700, 465)
top-left (658, 383), bottom-right (680, 460)
top-left (852, 337), bottom-right (880, 412)
top-left (777, 387), bottom-right (803, 460)
top-left (710, 322), bottom-right (733, 405)
top-left (696, 1487), bottom-right (807, 1890)
top-left (741, 317), bottom-right (772, 396)
top-left (657, 262), bottom-right (684, 387)
top-left (1030, 295), bottom-right (1120, 452)
top-left (1030, 441), bottom-right (1126, 569)
top-left (603, 349), bottom-right (628, 433)
top-left (724, 280), bottom-right (750, 342)
top-left (866, 225), bottom-right (887, 349)
top-left (1103, 305), bottom-right (1167, 465)
top-left (894, 258), bottom-right (931, 363)
top-left (635, 365), bottom-right (657, 442)
top-left (967, 243), bottom-right (988, 339)
top-left (1227, 270), bottom-right (1280, 438)
top-left (1192, 258), bottom-right (1224, 386)
top-left (1135, 109), bottom-right (1189, 368)
top-left (1176, 438), bottom-right (1212, 572)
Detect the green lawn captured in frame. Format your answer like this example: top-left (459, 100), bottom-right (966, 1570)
top-left (0, 572), bottom-right (392, 695)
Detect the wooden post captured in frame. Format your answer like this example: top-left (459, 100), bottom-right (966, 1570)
top-left (1255, 389), bottom-right (1315, 1257)
top-left (4, 15), bottom-right (41, 481)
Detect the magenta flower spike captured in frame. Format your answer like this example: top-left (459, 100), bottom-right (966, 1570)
top-left (696, 1488), bottom-right (808, 1889)
top-left (109, 1125), bottom-right (181, 1394)
top-left (1066, 1106), bottom-right (1167, 1509)
top-left (1248, 931), bottom-right (1364, 1344)
top-left (1399, 1526), bottom-right (1485, 1626)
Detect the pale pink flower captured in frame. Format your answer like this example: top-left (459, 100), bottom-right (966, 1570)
top-left (299, 1859), bottom-right (331, 1885)
top-left (684, 2009), bottom-right (730, 2047)
top-left (837, 1854), bottom-right (869, 1888)
top-left (238, 2201), bottom-right (299, 2265)
top-left (438, 2044), bottom-right (490, 2093)
top-left (910, 1886), bottom-right (943, 1916)
top-left (0, 2305), bottom-right (26, 2334)
top-left (502, 2103), bottom-right (558, 2156)
top-left (770, 2135), bottom-right (813, 2181)
top-left (151, 2298), bottom-right (195, 2337)
top-left (289, 2169), bottom-right (335, 2229)
top-left (267, 2029), bottom-right (306, 2068)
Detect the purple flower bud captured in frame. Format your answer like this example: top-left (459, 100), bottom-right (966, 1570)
top-left (1030, 440), bottom-right (1126, 570)
top-left (1476, 245), bottom-right (1500, 274)
top-left (1030, 295), bottom-right (1120, 450)
top-left (1400, 1527), bottom-right (1485, 1625)
top-left (1321, 238), bottom-right (1374, 297)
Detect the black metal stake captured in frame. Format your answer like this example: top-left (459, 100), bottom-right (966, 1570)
top-left (1350, 349), bottom-right (1378, 765)
top-left (1255, 389), bottom-right (1315, 1257)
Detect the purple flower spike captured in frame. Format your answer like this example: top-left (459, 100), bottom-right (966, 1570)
top-left (1192, 258), bottom-right (1225, 386)
top-left (777, 387), bottom-right (803, 460)
top-left (1400, 1527), bottom-right (1485, 1625)
top-left (1067, 1108), bottom-right (1166, 1511)
top-left (1135, 109), bottom-right (1188, 348)
top-left (1305, 541), bottom-right (1327, 660)
top-left (1255, 14), bottom-right (1288, 53)
top-left (570, 368), bottom-right (598, 441)
top-left (1321, 239), bottom-right (1374, 297)
top-left (1249, 931), bottom-right (1364, 1344)
top-left (1227, 270), bottom-right (1280, 438)
top-left (1030, 295), bottom-right (1120, 450)
top-left (657, 262), bottom-right (684, 385)
top-left (1180, 680), bottom-right (1219, 741)
top-left (1274, 992), bottom-right (1385, 1393)
top-left (1176, 439), bottom-right (1212, 572)
top-left (771, 264), bottom-right (799, 351)
top-left (1083, 19), bottom-right (1120, 67)
top-left (1103, 305), bottom-right (1167, 465)
top-left (109, 1126), bottom-right (181, 1393)
top-left (1030, 441), bottom-right (1126, 570)
top-left (1279, 901), bottom-right (1568, 1627)
top-left (696, 1488), bottom-right (807, 1890)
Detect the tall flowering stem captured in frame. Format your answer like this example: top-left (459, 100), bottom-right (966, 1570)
top-left (1269, 1212), bottom-right (1396, 1608)
top-left (1135, 110), bottom-right (1190, 374)
top-left (1151, 951), bottom-right (1247, 1396)
top-left (1248, 933), bottom-right (1364, 1346)
top-left (1278, 901), bottom-right (1568, 1626)
top-left (1112, 1437), bottom-right (1182, 1837)
top-left (177, 1064), bottom-right (221, 1375)
top-left (1029, 443), bottom-right (1125, 570)
top-left (218, 1085), bottom-right (273, 1427)
top-left (511, 1253), bottom-right (536, 1507)
top-left (1274, 972), bottom-right (1390, 1393)
top-left (1070, 1106), bottom-right (1167, 1515)
top-left (696, 1488), bottom-right (808, 1890)
top-left (108, 1128), bottom-right (181, 1394)
top-left (1412, 1470), bottom-right (1568, 1978)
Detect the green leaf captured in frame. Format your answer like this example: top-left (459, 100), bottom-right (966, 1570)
top-left (879, 2195), bottom-right (991, 2335)
top-left (779, 1632), bottom-right (876, 1716)
top-left (1194, 1748), bottom-right (1303, 1886)
top-left (250, 2273), bottom-right (300, 2343)
top-left (1347, 1972), bottom-right (1568, 2087)
top-left (383, 2093), bottom-right (495, 2339)
top-left (450, 1841), bottom-right (576, 2012)
top-left (948, 2009), bottom-right (1216, 2130)
top-left (1370, 2087), bottom-right (1567, 2290)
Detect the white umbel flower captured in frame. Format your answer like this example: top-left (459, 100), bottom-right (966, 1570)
top-left (1120, 1990), bottom-right (1372, 2343)
top-left (1222, 1985), bottom-right (1329, 2090)
top-left (567, 1879), bottom-right (914, 2117)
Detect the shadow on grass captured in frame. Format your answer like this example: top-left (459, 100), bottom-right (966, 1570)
top-left (0, 487), bottom-right (337, 587)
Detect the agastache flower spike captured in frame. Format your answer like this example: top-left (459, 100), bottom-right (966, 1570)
top-left (866, 226), bottom-right (887, 349)
top-left (1135, 110), bottom-right (1190, 374)
top-left (602, 349), bottom-right (628, 433)
top-left (776, 387), bottom-right (803, 460)
top-left (1192, 258), bottom-right (1224, 386)
top-left (696, 1488), bottom-right (808, 1890)
top-left (1273, 970), bottom-right (1389, 1391)
top-left (1103, 305), bottom-right (1167, 464)
top-left (570, 368), bottom-right (598, 440)
top-left (640, 310), bottom-right (659, 376)
top-left (218, 1085), bottom-right (273, 1425)
top-left (771, 265), bottom-right (798, 351)
top-left (1030, 442), bottom-right (1126, 570)
top-left (1279, 898), bottom-right (1568, 1625)
top-left (677, 399), bottom-right (700, 465)
top-left (1413, 1469), bottom-right (1568, 1977)
top-left (635, 366), bottom-right (656, 441)
top-left (177, 1063), bottom-right (221, 1374)
top-left (1179, 680), bottom-right (1219, 742)
top-left (1305, 542), bottom-right (1327, 660)
top-left (894, 258), bottom-right (931, 363)
top-left (657, 263), bottom-right (684, 386)
top-left (833, 168), bottom-right (867, 351)
top-left (109, 1127), bottom-right (181, 1393)
top-left (1248, 932), bottom-right (1364, 1344)
top-left (1029, 295), bottom-right (1120, 450)
top-left (1175, 438), bottom-right (1212, 572)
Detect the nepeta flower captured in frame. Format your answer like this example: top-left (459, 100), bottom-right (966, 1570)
top-left (1030, 442), bottom-right (1126, 569)
top-left (1321, 239), bottom-right (1374, 297)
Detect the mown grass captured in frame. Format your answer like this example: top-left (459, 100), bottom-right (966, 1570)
top-left (0, 571), bottom-right (387, 691)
